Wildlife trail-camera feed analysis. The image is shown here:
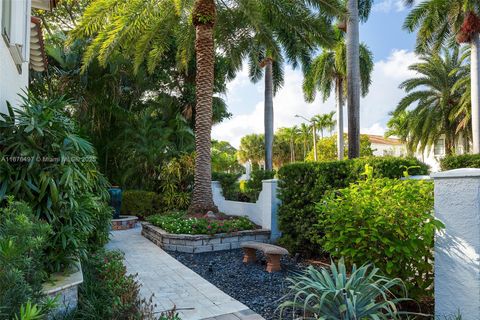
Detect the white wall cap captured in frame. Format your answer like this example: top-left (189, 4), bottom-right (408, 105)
top-left (432, 168), bottom-right (480, 179)
top-left (262, 179), bottom-right (279, 183)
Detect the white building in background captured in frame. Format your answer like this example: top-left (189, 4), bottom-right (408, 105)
top-left (0, 0), bottom-right (54, 113)
top-left (367, 135), bottom-right (407, 157)
top-left (417, 134), bottom-right (467, 172)
top-left (365, 133), bottom-right (466, 172)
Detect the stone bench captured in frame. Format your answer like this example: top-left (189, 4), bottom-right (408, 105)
top-left (241, 241), bottom-right (289, 272)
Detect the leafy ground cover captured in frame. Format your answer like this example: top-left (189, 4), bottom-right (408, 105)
top-left (146, 212), bottom-right (257, 235)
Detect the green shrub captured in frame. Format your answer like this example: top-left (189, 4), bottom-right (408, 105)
top-left (440, 154), bottom-right (480, 170)
top-left (212, 172), bottom-right (241, 200)
top-left (70, 250), bottom-right (165, 320)
top-left (277, 157), bottom-right (429, 255)
top-left (147, 212), bottom-right (256, 235)
top-left (0, 199), bottom-right (51, 319)
top-left (157, 154), bottom-right (194, 211)
top-left (279, 259), bottom-right (414, 319)
top-left (316, 168), bottom-right (442, 298)
top-left (121, 190), bottom-right (162, 220)
top-left (0, 95), bottom-right (112, 272)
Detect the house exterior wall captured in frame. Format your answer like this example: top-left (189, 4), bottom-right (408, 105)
top-left (371, 142), bottom-right (406, 157)
top-left (417, 134), bottom-right (466, 172)
top-left (0, 0), bottom-right (31, 113)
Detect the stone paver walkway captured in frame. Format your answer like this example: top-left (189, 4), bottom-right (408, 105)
top-left (107, 225), bottom-right (264, 320)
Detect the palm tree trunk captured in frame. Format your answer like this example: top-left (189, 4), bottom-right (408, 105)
top-left (336, 78), bottom-right (345, 160)
top-left (292, 140), bottom-right (295, 162)
top-left (303, 138), bottom-right (307, 159)
top-left (346, 0), bottom-right (361, 158)
top-left (472, 32), bottom-right (480, 154)
top-left (312, 122), bottom-right (317, 161)
top-left (264, 59), bottom-right (274, 170)
top-left (189, 0), bottom-right (218, 214)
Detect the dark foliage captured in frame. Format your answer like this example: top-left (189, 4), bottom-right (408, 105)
top-left (0, 95), bottom-right (112, 272)
top-left (440, 154), bottom-right (480, 170)
top-left (121, 190), bottom-right (163, 220)
top-left (0, 199), bottom-right (51, 319)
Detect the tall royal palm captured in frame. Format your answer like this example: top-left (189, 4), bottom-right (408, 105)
top-left (225, 1), bottom-right (343, 170)
top-left (392, 48), bottom-right (466, 155)
top-left (303, 40), bottom-right (373, 159)
top-left (344, 0), bottom-right (373, 158)
top-left (404, 0), bottom-right (480, 153)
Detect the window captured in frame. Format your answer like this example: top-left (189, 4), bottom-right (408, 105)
top-left (434, 138), bottom-right (445, 156)
top-left (2, 0), bottom-right (12, 42)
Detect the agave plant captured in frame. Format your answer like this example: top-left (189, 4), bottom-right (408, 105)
top-left (278, 259), bottom-right (415, 320)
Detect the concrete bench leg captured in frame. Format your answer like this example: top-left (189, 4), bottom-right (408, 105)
top-left (242, 248), bottom-right (257, 264)
top-left (266, 254), bottom-right (282, 272)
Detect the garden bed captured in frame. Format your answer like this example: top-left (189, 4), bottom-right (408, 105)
top-left (169, 249), bottom-right (303, 320)
top-left (142, 222), bottom-right (270, 253)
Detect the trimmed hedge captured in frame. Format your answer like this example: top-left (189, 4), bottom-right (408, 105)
top-left (277, 157), bottom-right (429, 255)
top-left (440, 154), bottom-right (480, 170)
top-left (121, 190), bottom-right (162, 220)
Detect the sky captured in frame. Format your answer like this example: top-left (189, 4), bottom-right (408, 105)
top-left (212, 0), bottom-right (421, 148)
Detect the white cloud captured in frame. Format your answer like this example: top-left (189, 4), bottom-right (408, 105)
top-left (372, 0), bottom-right (411, 13)
top-left (362, 123), bottom-right (387, 135)
top-left (212, 49), bottom-right (419, 148)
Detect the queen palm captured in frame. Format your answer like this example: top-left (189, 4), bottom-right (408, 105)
top-left (71, 0), bottom-right (342, 213)
top-left (392, 48), bottom-right (466, 156)
top-left (404, 0), bottom-right (480, 153)
top-left (304, 40), bottom-right (373, 160)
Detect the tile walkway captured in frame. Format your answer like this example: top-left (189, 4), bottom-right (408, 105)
top-left (106, 225), bottom-right (265, 320)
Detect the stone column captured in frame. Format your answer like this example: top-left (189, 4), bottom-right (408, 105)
top-left (432, 169), bottom-right (480, 320)
top-left (260, 179), bottom-right (281, 240)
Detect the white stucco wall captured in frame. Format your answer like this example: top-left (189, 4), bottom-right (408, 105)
top-left (432, 169), bottom-right (480, 319)
top-left (0, 0), bottom-right (31, 113)
top-left (212, 180), bottom-right (282, 240)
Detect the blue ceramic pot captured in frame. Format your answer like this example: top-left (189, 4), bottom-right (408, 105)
top-left (108, 186), bottom-right (122, 219)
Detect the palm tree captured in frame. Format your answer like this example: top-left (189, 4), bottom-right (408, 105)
top-left (298, 123), bottom-right (312, 159)
top-left (283, 126), bottom-right (300, 162)
top-left (303, 40), bottom-right (373, 160)
top-left (226, 1), bottom-right (342, 170)
top-left (392, 47), bottom-right (467, 156)
top-left (344, 0), bottom-right (373, 158)
top-left (71, 0), bottom-right (342, 213)
top-left (190, 0), bottom-right (218, 212)
top-left (404, 0), bottom-right (480, 153)
top-left (312, 112), bottom-right (337, 139)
